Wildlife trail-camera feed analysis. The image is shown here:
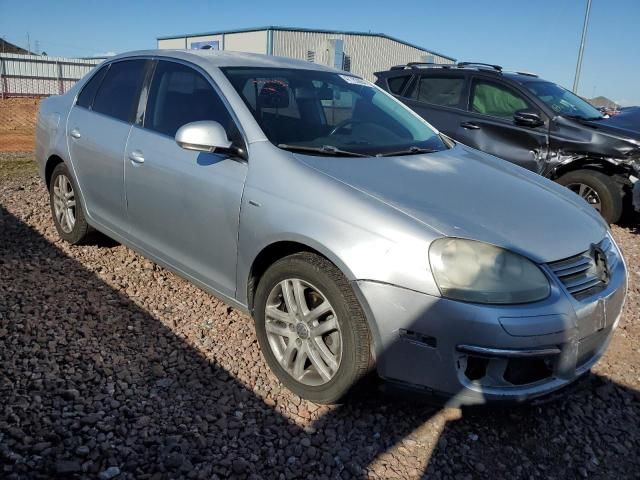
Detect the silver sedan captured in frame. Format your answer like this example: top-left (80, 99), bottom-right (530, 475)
top-left (36, 50), bottom-right (627, 404)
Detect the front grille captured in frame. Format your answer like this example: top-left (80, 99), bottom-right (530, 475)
top-left (548, 237), bottom-right (617, 300)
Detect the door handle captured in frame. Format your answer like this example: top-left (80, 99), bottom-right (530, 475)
top-left (69, 128), bottom-right (81, 139)
top-left (128, 150), bottom-right (145, 164)
top-left (460, 122), bottom-right (480, 130)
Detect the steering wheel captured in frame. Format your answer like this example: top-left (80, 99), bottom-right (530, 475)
top-left (328, 119), bottom-right (364, 136)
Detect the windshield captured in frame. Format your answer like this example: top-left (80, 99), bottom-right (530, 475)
top-left (221, 67), bottom-right (448, 156)
top-left (524, 81), bottom-right (603, 120)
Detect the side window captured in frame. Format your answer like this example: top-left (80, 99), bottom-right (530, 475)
top-left (145, 61), bottom-right (240, 142)
top-left (411, 75), bottom-right (465, 107)
top-left (76, 65), bottom-right (109, 109)
top-left (387, 75), bottom-right (410, 95)
top-left (92, 60), bottom-right (146, 122)
top-left (471, 80), bottom-right (530, 118)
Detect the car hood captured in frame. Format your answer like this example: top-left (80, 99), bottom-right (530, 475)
top-left (581, 116), bottom-right (640, 141)
top-left (295, 145), bottom-right (607, 263)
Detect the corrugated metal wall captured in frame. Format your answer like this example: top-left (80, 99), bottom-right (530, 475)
top-left (0, 53), bottom-right (103, 97)
top-left (273, 31), bottom-right (453, 81)
top-left (224, 30), bottom-right (268, 54)
top-left (159, 31), bottom-right (268, 54)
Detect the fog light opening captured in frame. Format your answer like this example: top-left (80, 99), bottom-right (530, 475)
top-left (464, 355), bottom-right (489, 381)
top-left (503, 357), bottom-right (553, 385)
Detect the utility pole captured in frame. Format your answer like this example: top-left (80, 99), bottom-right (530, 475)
top-left (573, 0), bottom-right (592, 93)
top-left (26, 32), bottom-right (30, 53)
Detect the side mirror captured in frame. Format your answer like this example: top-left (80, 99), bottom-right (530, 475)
top-left (175, 120), bottom-right (233, 153)
top-left (514, 109), bottom-right (544, 128)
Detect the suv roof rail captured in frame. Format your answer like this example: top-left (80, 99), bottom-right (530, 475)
top-left (457, 62), bottom-right (503, 72)
top-left (389, 62), bottom-right (451, 71)
top-left (512, 70), bottom-right (538, 77)
top-left (385, 61), bottom-right (506, 74)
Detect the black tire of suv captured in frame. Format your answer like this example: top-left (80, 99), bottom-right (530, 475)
top-left (49, 163), bottom-right (92, 244)
top-left (253, 252), bottom-right (372, 404)
top-left (556, 169), bottom-right (623, 224)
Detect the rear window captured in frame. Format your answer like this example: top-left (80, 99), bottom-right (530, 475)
top-left (387, 75), bottom-right (410, 95)
top-left (411, 76), bottom-right (465, 107)
top-left (76, 65), bottom-right (108, 109)
top-left (92, 60), bottom-right (146, 122)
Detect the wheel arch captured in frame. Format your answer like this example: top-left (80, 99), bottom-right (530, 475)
top-left (549, 155), bottom-right (632, 181)
top-left (44, 154), bottom-right (66, 190)
top-left (246, 239), bottom-right (355, 313)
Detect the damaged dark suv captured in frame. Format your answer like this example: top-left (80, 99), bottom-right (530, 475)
top-left (375, 62), bottom-right (640, 223)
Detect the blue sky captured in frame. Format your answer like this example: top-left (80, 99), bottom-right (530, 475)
top-left (1, 0), bottom-right (638, 105)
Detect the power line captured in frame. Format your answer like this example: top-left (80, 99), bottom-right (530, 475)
top-left (572, 0), bottom-right (592, 93)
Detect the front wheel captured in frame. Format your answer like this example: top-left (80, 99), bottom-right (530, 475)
top-left (556, 169), bottom-right (623, 224)
top-left (253, 252), bottom-right (372, 404)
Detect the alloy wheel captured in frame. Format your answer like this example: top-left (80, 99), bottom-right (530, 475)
top-left (567, 182), bottom-right (602, 212)
top-left (264, 278), bottom-right (342, 386)
top-left (52, 174), bottom-right (76, 233)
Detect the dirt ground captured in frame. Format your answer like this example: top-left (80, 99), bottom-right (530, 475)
top-left (1, 153), bottom-right (639, 479)
top-left (0, 98), bottom-right (41, 152)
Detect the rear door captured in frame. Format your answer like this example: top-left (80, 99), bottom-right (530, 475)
top-left (124, 60), bottom-right (248, 297)
top-left (67, 59), bottom-right (147, 235)
top-left (399, 72), bottom-right (469, 137)
top-left (455, 76), bottom-right (549, 173)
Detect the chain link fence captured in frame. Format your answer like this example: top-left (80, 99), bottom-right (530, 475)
top-left (0, 53), bottom-right (103, 98)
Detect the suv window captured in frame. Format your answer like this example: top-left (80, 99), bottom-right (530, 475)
top-left (387, 75), bottom-right (410, 95)
top-left (76, 65), bottom-right (109, 109)
top-left (92, 60), bottom-right (146, 122)
top-left (471, 79), bottom-right (530, 118)
top-left (410, 76), bottom-right (465, 107)
top-left (145, 60), bottom-right (240, 141)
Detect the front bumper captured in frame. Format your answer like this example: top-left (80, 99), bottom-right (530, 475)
top-left (353, 244), bottom-right (627, 405)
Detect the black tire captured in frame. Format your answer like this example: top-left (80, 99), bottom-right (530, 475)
top-left (49, 163), bottom-right (92, 244)
top-left (556, 169), bottom-right (623, 224)
top-left (253, 252), bottom-right (372, 404)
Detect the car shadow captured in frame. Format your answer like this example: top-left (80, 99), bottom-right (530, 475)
top-left (1, 205), bottom-right (639, 479)
top-left (618, 208), bottom-right (640, 233)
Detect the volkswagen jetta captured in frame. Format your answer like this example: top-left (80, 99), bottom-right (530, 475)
top-left (36, 50), bottom-right (627, 404)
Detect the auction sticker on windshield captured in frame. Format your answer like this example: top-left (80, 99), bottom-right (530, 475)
top-left (339, 74), bottom-right (371, 86)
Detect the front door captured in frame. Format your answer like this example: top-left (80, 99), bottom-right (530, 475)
top-left (455, 77), bottom-right (549, 174)
top-left (124, 60), bottom-right (248, 298)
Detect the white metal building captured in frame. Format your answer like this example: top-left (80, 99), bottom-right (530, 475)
top-left (157, 26), bottom-right (455, 81)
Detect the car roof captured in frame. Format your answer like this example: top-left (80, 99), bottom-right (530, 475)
top-left (107, 49), bottom-right (345, 74)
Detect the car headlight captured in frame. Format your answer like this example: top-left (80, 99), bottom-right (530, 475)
top-left (428, 238), bottom-right (550, 304)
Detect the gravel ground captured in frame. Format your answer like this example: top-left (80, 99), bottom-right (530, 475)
top-left (1, 153), bottom-right (639, 479)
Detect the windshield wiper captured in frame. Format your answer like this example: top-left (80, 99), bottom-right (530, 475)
top-left (277, 144), bottom-right (367, 157)
top-left (565, 114), bottom-right (604, 121)
top-left (375, 146), bottom-right (439, 157)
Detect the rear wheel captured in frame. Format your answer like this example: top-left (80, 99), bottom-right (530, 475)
top-left (556, 169), bottom-right (623, 224)
top-left (253, 252), bottom-right (372, 404)
top-left (49, 163), bottom-right (91, 244)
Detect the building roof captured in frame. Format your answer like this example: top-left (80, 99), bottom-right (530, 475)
top-left (0, 38), bottom-right (33, 55)
top-left (157, 26), bottom-right (456, 62)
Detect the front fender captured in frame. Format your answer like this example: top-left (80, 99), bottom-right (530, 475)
top-left (235, 142), bottom-right (441, 306)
